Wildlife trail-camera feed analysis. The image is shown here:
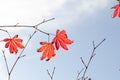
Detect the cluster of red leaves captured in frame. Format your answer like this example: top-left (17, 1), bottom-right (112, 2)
top-left (1, 29), bottom-right (73, 61)
top-left (37, 29), bottom-right (73, 61)
top-left (112, 0), bottom-right (120, 18)
top-left (1, 35), bottom-right (24, 53)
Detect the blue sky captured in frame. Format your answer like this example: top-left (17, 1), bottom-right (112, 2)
top-left (0, 0), bottom-right (120, 80)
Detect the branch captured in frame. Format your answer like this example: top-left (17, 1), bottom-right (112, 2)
top-left (0, 29), bottom-right (11, 37)
top-left (0, 18), bottom-right (55, 36)
top-left (81, 38), bottom-right (106, 80)
top-left (0, 18), bottom-right (55, 28)
top-left (76, 68), bottom-right (84, 80)
top-left (2, 50), bottom-right (10, 80)
top-left (47, 67), bottom-right (56, 80)
top-left (9, 31), bottom-right (36, 75)
top-left (80, 57), bottom-right (87, 68)
top-left (34, 18), bottom-right (55, 27)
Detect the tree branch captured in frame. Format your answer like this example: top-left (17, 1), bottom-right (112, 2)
top-left (0, 18), bottom-right (55, 28)
top-left (47, 67), bottom-right (56, 80)
top-left (80, 39), bottom-right (106, 80)
top-left (0, 18), bottom-right (55, 36)
top-left (9, 31), bottom-right (36, 75)
top-left (34, 18), bottom-right (55, 27)
top-left (2, 50), bottom-right (10, 80)
top-left (0, 29), bottom-right (11, 37)
top-left (76, 68), bottom-right (84, 80)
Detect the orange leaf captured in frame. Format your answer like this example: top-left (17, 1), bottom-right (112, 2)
top-left (58, 39), bottom-right (68, 50)
top-left (37, 42), bottom-right (56, 61)
top-left (14, 38), bottom-right (23, 43)
top-left (2, 34), bottom-right (24, 54)
top-left (112, 1), bottom-right (120, 18)
top-left (2, 38), bottom-right (10, 42)
top-left (14, 41), bottom-right (24, 49)
top-left (55, 39), bottom-right (59, 50)
top-left (52, 29), bottom-right (73, 50)
top-left (37, 45), bottom-right (46, 52)
top-left (5, 41), bottom-right (10, 48)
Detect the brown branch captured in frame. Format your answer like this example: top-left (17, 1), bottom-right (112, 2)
top-left (0, 29), bottom-right (11, 37)
top-left (34, 28), bottom-right (50, 35)
top-left (0, 18), bottom-right (55, 28)
top-left (2, 50), bottom-right (10, 80)
top-left (76, 68), bottom-right (84, 80)
top-left (9, 31), bottom-right (36, 75)
top-left (47, 67), bottom-right (56, 80)
top-left (0, 18), bottom-right (55, 36)
top-left (80, 57), bottom-right (87, 68)
top-left (34, 18), bottom-right (55, 27)
top-left (80, 38), bottom-right (106, 80)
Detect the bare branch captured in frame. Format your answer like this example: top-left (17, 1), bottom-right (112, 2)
top-left (9, 31), bottom-right (37, 75)
top-left (94, 38), bottom-right (106, 49)
top-left (80, 57), bottom-right (87, 68)
top-left (2, 50), bottom-right (10, 80)
top-left (0, 29), bottom-right (11, 37)
top-left (47, 67), bottom-right (56, 80)
top-left (92, 41), bottom-right (95, 49)
top-left (34, 28), bottom-right (50, 35)
top-left (0, 18), bottom-right (55, 36)
top-left (76, 68), bottom-right (84, 80)
top-left (0, 18), bottom-right (54, 28)
top-left (81, 39), bottom-right (106, 80)
top-left (34, 18), bottom-right (55, 27)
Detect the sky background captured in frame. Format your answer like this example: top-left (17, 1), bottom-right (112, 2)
top-left (0, 0), bottom-right (120, 80)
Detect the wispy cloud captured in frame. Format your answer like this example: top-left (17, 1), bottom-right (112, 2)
top-left (51, 0), bottom-right (109, 25)
top-left (0, 0), bottom-right (108, 24)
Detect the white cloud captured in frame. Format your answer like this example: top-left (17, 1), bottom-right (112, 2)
top-left (0, 0), bottom-right (109, 30)
top-left (0, 0), bottom-right (66, 24)
top-left (0, 0), bottom-right (109, 24)
top-left (50, 0), bottom-right (109, 26)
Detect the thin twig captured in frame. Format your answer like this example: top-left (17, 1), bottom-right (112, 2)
top-left (9, 31), bottom-right (36, 75)
top-left (34, 28), bottom-right (50, 35)
top-left (80, 57), bottom-right (87, 68)
top-left (81, 38), bottom-right (106, 80)
top-left (47, 67), bottom-right (56, 80)
top-left (76, 68), bottom-right (84, 80)
top-left (34, 18), bottom-right (55, 27)
top-left (94, 39), bottom-right (106, 49)
top-left (0, 18), bottom-right (54, 28)
top-left (0, 29), bottom-right (11, 37)
top-left (0, 18), bottom-right (54, 36)
top-left (2, 50), bottom-right (10, 80)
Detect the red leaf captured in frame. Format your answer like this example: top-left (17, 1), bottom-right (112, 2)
top-left (37, 42), bottom-right (56, 61)
top-left (58, 39), bottom-right (68, 50)
top-left (2, 38), bottom-right (10, 42)
top-left (52, 29), bottom-right (73, 50)
top-left (112, 1), bottom-right (120, 18)
top-left (14, 41), bottom-right (24, 49)
top-left (55, 40), bottom-right (59, 50)
top-left (2, 34), bottom-right (24, 54)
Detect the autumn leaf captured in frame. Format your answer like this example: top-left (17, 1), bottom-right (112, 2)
top-left (37, 42), bottom-right (56, 61)
top-left (112, 0), bottom-right (120, 18)
top-left (52, 29), bottom-right (73, 50)
top-left (2, 35), bottom-right (24, 53)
